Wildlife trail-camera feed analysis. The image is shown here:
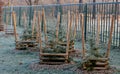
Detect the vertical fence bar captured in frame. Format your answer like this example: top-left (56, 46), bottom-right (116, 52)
top-left (103, 3), bottom-right (105, 43)
top-left (113, 3), bottom-right (116, 46)
top-left (93, 4), bottom-right (96, 40)
top-left (29, 6), bottom-right (32, 28)
top-left (4, 7), bottom-right (6, 23)
top-left (84, 4), bottom-right (87, 41)
top-left (101, 3), bottom-right (103, 42)
top-left (116, 10), bottom-right (118, 47)
top-left (118, 4), bottom-right (119, 47)
top-left (18, 7), bottom-right (21, 26)
top-left (105, 4), bottom-right (108, 43)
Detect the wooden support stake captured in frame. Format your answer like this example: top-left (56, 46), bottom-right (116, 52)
top-left (32, 11), bottom-right (36, 38)
top-left (80, 14), bottom-right (85, 58)
top-left (74, 11), bottom-right (78, 39)
top-left (12, 12), bottom-right (18, 42)
top-left (42, 8), bottom-right (48, 43)
top-left (66, 11), bottom-right (71, 62)
top-left (96, 14), bottom-right (100, 46)
top-left (70, 13), bottom-right (73, 40)
top-left (36, 14), bottom-right (39, 42)
top-left (38, 11), bottom-right (42, 54)
top-left (35, 12), bottom-right (39, 43)
top-left (106, 15), bottom-right (115, 58)
top-left (56, 12), bottom-right (60, 42)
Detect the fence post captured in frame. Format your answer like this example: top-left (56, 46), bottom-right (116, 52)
top-left (84, 4), bottom-right (87, 41)
top-left (29, 6), bottom-right (33, 28)
top-left (19, 7), bottom-right (21, 26)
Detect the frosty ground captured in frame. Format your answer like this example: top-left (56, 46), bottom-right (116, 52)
top-left (0, 30), bottom-right (120, 74)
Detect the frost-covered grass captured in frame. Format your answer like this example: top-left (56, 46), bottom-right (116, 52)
top-left (0, 25), bottom-right (120, 74)
top-left (0, 28), bottom-right (76, 74)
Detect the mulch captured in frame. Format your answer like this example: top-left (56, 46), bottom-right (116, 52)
top-left (29, 62), bottom-right (116, 74)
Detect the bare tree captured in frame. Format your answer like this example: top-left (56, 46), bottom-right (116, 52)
top-left (92, 0), bottom-right (96, 19)
top-left (115, 0), bottom-right (118, 19)
top-left (25, 0), bottom-right (39, 27)
top-left (25, 0), bottom-right (39, 5)
top-left (79, 0), bottom-right (82, 3)
top-left (34, 0), bottom-right (39, 5)
top-left (25, 0), bottom-right (32, 5)
top-left (79, 0), bottom-right (82, 13)
top-left (54, 0), bottom-right (62, 30)
top-left (55, 0), bottom-right (62, 18)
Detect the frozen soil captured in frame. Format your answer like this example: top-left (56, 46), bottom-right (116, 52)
top-left (0, 31), bottom-right (120, 74)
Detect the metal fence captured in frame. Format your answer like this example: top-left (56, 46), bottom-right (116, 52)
top-left (2, 2), bottom-right (120, 47)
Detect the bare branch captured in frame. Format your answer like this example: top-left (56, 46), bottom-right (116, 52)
top-left (25, 0), bottom-right (32, 5)
top-left (34, 0), bottom-right (39, 5)
top-left (25, 0), bottom-right (30, 5)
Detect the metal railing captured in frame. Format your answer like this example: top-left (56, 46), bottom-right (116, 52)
top-left (2, 2), bottom-right (120, 47)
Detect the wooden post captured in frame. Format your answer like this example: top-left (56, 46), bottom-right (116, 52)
top-left (106, 15), bottom-right (115, 58)
top-left (96, 14), bottom-right (100, 46)
top-left (66, 11), bottom-right (70, 62)
top-left (69, 13), bottom-right (73, 40)
top-left (74, 11), bottom-right (78, 39)
top-left (56, 12), bottom-right (60, 42)
top-left (32, 11), bottom-right (36, 38)
top-left (38, 11), bottom-right (42, 54)
top-left (12, 12), bottom-right (18, 42)
top-left (36, 12), bottom-right (40, 43)
top-left (34, 11), bottom-right (39, 43)
top-left (42, 8), bottom-right (48, 43)
top-left (80, 14), bottom-right (85, 58)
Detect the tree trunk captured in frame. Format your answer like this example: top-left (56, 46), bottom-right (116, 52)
top-left (79, 0), bottom-right (82, 13)
top-left (92, 0), bottom-right (96, 19)
top-left (55, 0), bottom-right (60, 18)
top-left (25, 0), bottom-right (39, 27)
top-left (115, 0), bottom-right (118, 19)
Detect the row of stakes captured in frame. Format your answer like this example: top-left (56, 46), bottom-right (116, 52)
top-left (11, 8), bottom-right (115, 70)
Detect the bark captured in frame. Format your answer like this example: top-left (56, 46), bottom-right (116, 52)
top-left (92, 0), bottom-right (96, 19)
top-left (25, 0), bottom-right (39, 5)
top-left (115, 0), bottom-right (118, 19)
top-left (79, 0), bottom-right (82, 13)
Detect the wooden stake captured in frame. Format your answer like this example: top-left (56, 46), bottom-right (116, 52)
top-left (12, 12), bottom-right (18, 42)
top-left (36, 17), bottom-right (39, 43)
top-left (32, 11), bottom-right (36, 38)
top-left (38, 11), bottom-right (42, 54)
top-left (34, 12), bottom-right (39, 43)
top-left (70, 13), bottom-right (73, 39)
top-left (96, 14), bottom-right (100, 46)
top-left (74, 11), bottom-right (78, 39)
top-left (42, 8), bottom-right (48, 43)
top-left (106, 15), bottom-right (115, 58)
top-left (66, 11), bottom-right (71, 62)
top-left (56, 12), bottom-right (60, 42)
top-left (80, 14), bottom-right (85, 58)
